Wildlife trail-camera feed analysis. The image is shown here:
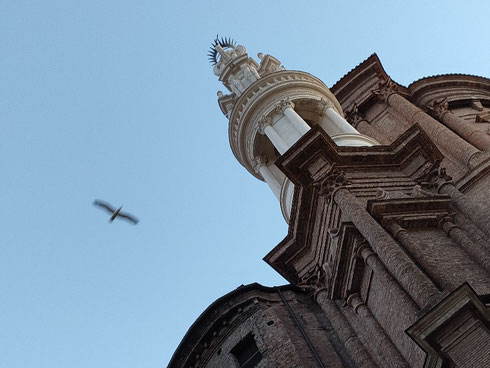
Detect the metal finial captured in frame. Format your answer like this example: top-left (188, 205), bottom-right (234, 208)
top-left (207, 35), bottom-right (237, 65)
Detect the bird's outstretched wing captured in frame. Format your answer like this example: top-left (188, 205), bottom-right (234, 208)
top-left (93, 200), bottom-right (116, 214)
top-left (118, 211), bottom-right (139, 224)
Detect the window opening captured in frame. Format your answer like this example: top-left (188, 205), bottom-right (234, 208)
top-left (230, 333), bottom-right (262, 368)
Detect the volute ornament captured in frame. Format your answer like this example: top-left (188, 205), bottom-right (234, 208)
top-left (427, 98), bottom-right (450, 120)
top-left (251, 155), bottom-right (267, 174)
top-left (257, 116), bottom-right (273, 135)
top-left (298, 262), bottom-right (332, 298)
top-left (372, 77), bottom-right (399, 103)
top-left (346, 102), bottom-right (366, 128)
top-left (315, 98), bottom-right (334, 115)
top-left (273, 99), bottom-right (295, 116)
top-left (313, 163), bottom-right (350, 202)
top-left (414, 160), bottom-right (452, 191)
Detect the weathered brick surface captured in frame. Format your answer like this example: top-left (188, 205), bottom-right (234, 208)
top-left (171, 56), bottom-right (490, 368)
top-left (169, 286), bottom-right (356, 368)
top-left (364, 271), bottom-right (425, 366)
top-left (407, 229), bottom-right (490, 295)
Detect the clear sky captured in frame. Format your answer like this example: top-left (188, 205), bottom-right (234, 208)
top-left (1, 1), bottom-right (488, 367)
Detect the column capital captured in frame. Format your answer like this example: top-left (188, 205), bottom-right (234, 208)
top-left (372, 77), bottom-right (399, 103)
top-left (273, 98), bottom-right (295, 115)
top-left (315, 98), bottom-right (335, 115)
top-left (427, 97), bottom-right (450, 120)
top-left (312, 163), bottom-right (350, 203)
top-left (298, 262), bottom-right (331, 300)
top-left (414, 160), bottom-right (453, 192)
top-left (345, 102), bottom-right (367, 128)
top-left (257, 116), bottom-right (273, 135)
top-left (251, 155), bottom-right (268, 173)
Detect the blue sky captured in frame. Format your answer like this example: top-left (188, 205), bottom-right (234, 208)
top-left (1, 1), bottom-right (489, 367)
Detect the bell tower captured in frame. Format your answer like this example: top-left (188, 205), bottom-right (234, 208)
top-left (204, 38), bottom-right (490, 367)
top-left (210, 37), bottom-right (378, 221)
top-left (169, 39), bottom-right (490, 368)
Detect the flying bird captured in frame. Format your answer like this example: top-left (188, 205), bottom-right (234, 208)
top-left (93, 200), bottom-right (139, 224)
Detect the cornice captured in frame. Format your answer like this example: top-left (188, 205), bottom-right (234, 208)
top-left (264, 124), bottom-right (444, 284)
top-left (168, 283), bottom-right (300, 368)
top-left (406, 282), bottom-right (490, 368)
top-left (408, 73), bottom-right (490, 107)
top-left (408, 73), bottom-right (490, 89)
top-left (331, 53), bottom-right (386, 93)
top-left (367, 196), bottom-right (452, 229)
top-left (456, 155), bottom-right (490, 193)
top-left (330, 53), bottom-right (408, 114)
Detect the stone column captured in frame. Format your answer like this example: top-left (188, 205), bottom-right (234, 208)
top-left (417, 162), bottom-right (490, 238)
top-left (373, 78), bottom-right (482, 168)
top-left (317, 168), bottom-right (440, 307)
top-left (386, 222), bottom-right (442, 286)
top-left (358, 245), bottom-right (419, 315)
top-left (252, 156), bottom-right (282, 200)
top-left (315, 292), bottom-right (377, 368)
top-left (270, 99), bottom-right (311, 149)
top-left (258, 116), bottom-right (289, 154)
top-left (280, 99), bottom-right (311, 135)
top-left (315, 99), bottom-right (379, 147)
top-left (439, 182), bottom-right (490, 237)
top-left (439, 216), bottom-right (490, 275)
top-left (347, 104), bottom-right (391, 145)
top-left (333, 188), bottom-right (440, 307)
top-left (428, 98), bottom-right (490, 151)
top-left (318, 99), bottom-right (359, 134)
top-left (347, 293), bottom-right (410, 368)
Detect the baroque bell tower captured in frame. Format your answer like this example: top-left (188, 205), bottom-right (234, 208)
top-left (169, 39), bottom-right (490, 368)
top-left (211, 38), bottom-right (377, 222)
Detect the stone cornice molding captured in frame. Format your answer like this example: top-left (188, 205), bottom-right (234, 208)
top-left (264, 124), bottom-right (445, 284)
top-left (456, 158), bottom-right (490, 193)
top-left (330, 54), bottom-right (411, 115)
top-left (406, 282), bottom-right (490, 368)
top-left (408, 73), bottom-right (490, 107)
top-left (367, 196), bottom-right (452, 229)
top-left (168, 284), bottom-right (303, 368)
top-left (227, 70), bottom-right (343, 180)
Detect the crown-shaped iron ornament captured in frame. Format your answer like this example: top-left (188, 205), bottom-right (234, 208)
top-left (207, 35), bottom-right (237, 65)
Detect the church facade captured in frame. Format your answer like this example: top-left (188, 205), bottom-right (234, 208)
top-left (169, 41), bottom-right (490, 368)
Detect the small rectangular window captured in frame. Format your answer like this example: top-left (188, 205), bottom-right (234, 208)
top-left (230, 333), bottom-right (262, 368)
